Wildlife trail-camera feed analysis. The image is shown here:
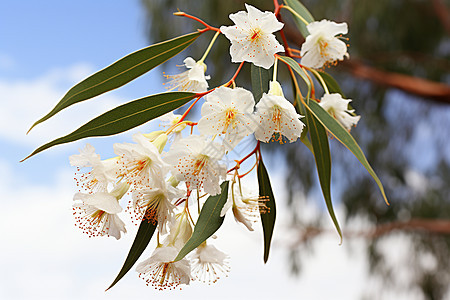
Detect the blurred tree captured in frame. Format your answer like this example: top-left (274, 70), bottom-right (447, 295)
top-left (141, 0), bottom-right (450, 298)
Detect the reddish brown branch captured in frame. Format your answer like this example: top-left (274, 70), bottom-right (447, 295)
top-left (367, 218), bottom-right (450, 238)
top-left (344, 60), bottom-right (450, 104)
top-left (292, 218), bottom-right (450, 247)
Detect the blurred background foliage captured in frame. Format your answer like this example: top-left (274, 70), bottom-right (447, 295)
top-left (141, 0), bottom-right (450, 299)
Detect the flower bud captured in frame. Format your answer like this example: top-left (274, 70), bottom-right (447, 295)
top-left (143, 130), bottom-right (165, 142)
top-left (152, 133), bottom-right (168, 153)
top-left (268, 80), bottom-right (285, 97)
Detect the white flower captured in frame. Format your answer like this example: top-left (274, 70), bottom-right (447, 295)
top-left (220, 4), bottom-right (284, 69)
top-left (114, 133), bottom-right (168, 189)
top-left (73, 182), bottom-right (129, 239)
top-left (319, 93), bottom-right (360, 130)
top-left (254, 81), bottom-right (305, 143)
top-left (221, 181), bottom-right (266, 231)
top-left (197, 86), bottom-right (257, 150)
top-left (164, 135), bottom-right (226, 195)
top-left (191, 243), bottom-right (230, 284)
top-left (300, 19), bottom-right (349, 69)
top-left (164, 57), bottom-right (210, 93)
top-left (131, 181), bottom-right (184, 234)
top-left (70, 144), bottom-right (118, 193)
top-left (136, 246), bottom-right (191, 290)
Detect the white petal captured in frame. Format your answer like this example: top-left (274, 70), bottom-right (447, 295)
top-left (74, 192), bottom-right (123, 214)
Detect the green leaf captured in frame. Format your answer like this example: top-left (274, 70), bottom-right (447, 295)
top-left (174, 181), bottom-right (229, 262)
top-left (314, 71), bottom-right (345, 97)
top-left (257, 156), bottom-right (276, 263)
top-left (305, 99), bottom-right (389, 205)
top-left (22, 92), bottom-right (196, 161)
top-left (305, 108), bottom-right (342, 242)
top-left (106, 217), bottom-right (158, 291)
top-left (28, 31), bottom-right (202, 133)
top-left (251, 64), bottom-right (271, 103)
top-left (278, 56), bottom-right (311, 100)
top-left (283, 0), bottom-right (314, 38)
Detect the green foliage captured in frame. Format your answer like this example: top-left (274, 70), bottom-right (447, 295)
top-left (23, 92), bottom-right (197, 161)
top-left (251, 64), bottom-right (272, 103)
top-left (305, 109), bottom-right (342, 242)
top-left (283, 0), bottom-right (315, 38)
top-left (107, 217), bottom-right (158, 291)
top-left (305, 99), bottom-right (388, 205)
top-left (257, 157), bottom-right (277, 263)
top-left (28, 32), bottom-right (202, 132)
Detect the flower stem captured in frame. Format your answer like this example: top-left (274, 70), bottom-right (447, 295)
top-left (281, 5), bottom-right (310, 26)
top-left (224, 61), bottom-right (245, 87)
top-left (199, 31), bottom-right (220, 64)
top-left (273, 56), bottom-right (279, 82)
top-left (173, 11), bottom-right (220, 32)
top-left (309, 68), bottom-right (330, 94)
top-left (227, 141), bottom-right (260, 173)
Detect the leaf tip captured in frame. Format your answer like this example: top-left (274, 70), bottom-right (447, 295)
top-left (20, 154), bottom-right (31, 163)
top-left (26, 123), bottom-right (36, 135)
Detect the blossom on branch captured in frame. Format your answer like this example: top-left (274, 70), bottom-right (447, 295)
top-left (131, 181), bottom-right (183, 234)
top-left (164, 135), bottom-right (226, 195)
top-left (191, 243), bottom-right (230, 284)
top-left (164, 57), bottom-right (210, 93)
top-left (136, 246), bottom-right (191, 290)
top-left (300, 19), bottom-right (349, 69)
top-left (70, 144), bottom-right (118, 194)
top-left (73, 182), bottom-right (129, 240)
top-left (319, 93), bottom-right (360, 131)
top-left (114, 133), bottom-right (168, 190)
top-left (198, 86), bottom-right (257, 150)
top-left (254, 81), bottom-right (305, 143)
top-left (220, 4), bottom-right (284, 69)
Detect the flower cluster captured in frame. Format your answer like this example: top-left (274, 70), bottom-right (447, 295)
top-left (68, 3), bottom-right (361, 291)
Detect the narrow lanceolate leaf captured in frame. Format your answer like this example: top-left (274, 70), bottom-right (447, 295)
top-left (251, 64), bottom-right (271, 103)
top-left (278, 56), bottom-right (311, 100)
top-left (106, 218), bottom-right (158, 291)
top-left (305, 109), bottom-right (342, 242)
top-left (22, 92), bottom-right (196, 161)
top-left (283, 0), bottom-right (314, 38)
top-left (314, 71), bottom-right (345, 97)
top-left (257, 157), bottom-right (276, 263)
top-left (28, 31), bottom-right (202, 133)
top-left (174, 182), bottom-right (229, 262)
top-left (305, 99), bottom-right (389, 205)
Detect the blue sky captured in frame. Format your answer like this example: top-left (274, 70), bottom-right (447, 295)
top-left (0, 1), bottom-right (431, 299)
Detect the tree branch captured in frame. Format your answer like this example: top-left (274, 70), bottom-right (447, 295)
top-left (291, 218), bottom-right (450, 247)
top-left (343, 60), bottom-right (450, 104)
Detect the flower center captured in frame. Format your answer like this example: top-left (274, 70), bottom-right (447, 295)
top-left (193, 154), bottom-right (209, 176)
top-left (222, 108), bottom-right (237, 133)
top-left (250, 28), bottom-right (262, 41)
top-left (319, 39), bottom-right (329, 58)
top-left (271, 105), bottom-right (282, 130)
top-left (91, 209), bottom-right (106, 225)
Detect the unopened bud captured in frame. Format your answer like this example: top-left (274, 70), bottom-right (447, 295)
top-left (152, 133), bottom-right (169, 153)
top-left (268, 80), bottom-right (284, 97)
top-left (143, 130), bottom-right (165, 142)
